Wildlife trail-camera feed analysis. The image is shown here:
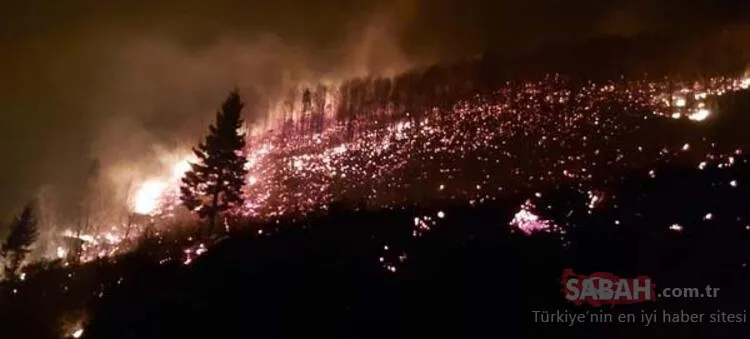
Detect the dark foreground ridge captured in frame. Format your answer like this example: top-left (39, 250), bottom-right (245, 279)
top-left (3, 154), bottom-right (750, 338)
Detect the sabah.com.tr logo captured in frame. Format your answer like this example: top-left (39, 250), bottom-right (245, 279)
top-left (561, 269), bottom-right (721, 307)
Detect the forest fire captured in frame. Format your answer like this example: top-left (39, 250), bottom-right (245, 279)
top-left (5, 1), bottom-right (750, 337)
top-left (133, 181), bottom-right (168, 215)
top-left (33, 72), bottom-right (750, 265)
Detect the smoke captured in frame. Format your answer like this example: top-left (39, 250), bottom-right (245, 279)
top-left (0, 1), bottom-right (410, 210)
top-left (86, 10), bottom-right (419, 198)
top-left (0, 3), bottom-right (432, 259)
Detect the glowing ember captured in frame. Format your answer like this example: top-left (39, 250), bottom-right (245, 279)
top-left (183, 243), bottom-right (208, 265)
top-left (688, 108), bottom-right (711, 121)
top-left (72, 328), bottom-right (84, 338)
top-left (412, 216), bottom-right (434, 237)
top-left (133, 180), bottom-right (167, 215)
top-left (57, 246), bottom-right (68, 259)
top-left (248, 175), bottom-right (258, 185)
top-left (586, 190), bottom-right (603, 209)
top-left (510, 200), bottom-right (554, 235)
top-left (669, 224), bottom-right (683, 232)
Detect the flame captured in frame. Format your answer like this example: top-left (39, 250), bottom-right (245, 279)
top-left (510, 200), bottom-right (554, 235)
top-left (172, 159), bottom-right (192, 179)
top-left (56, 246), bottom-right (68, 259)
top-left (133, 180), bottom-right (168, 215)
top-left (688, 108), bottom-right (711, 121)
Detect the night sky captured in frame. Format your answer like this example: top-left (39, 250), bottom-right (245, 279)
top-left (0, 0), bottom-right (747, 221)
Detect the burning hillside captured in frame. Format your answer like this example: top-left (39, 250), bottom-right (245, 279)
top-left (25, 70), bottom-right (750, 266)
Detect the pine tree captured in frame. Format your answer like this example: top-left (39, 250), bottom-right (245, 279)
top-left (181, 91), bottom-right (248, 236)
top-left (1, 202), bottom-right (39, 280)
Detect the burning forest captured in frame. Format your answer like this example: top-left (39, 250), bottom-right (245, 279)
top-left (16, 68), bottom-right (749, 269)
top-left (3, 1), bottom-right (750, 338)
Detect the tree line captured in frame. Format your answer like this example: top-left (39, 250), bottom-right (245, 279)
top-left (278, 30), bottom-right (749, 135)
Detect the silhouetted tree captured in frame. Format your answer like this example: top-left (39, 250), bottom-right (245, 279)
top-left (302, 88), bottom-right (312, 113)
top-left (312, 85), bottom-right (327, 133)
top-left (1, 202), bottom-right (39, 280)
top-left (301, 88), bottom-right (312, 133)
top-left (74, 158), bottom-right (100, 262)
top-left (181, 91), bottom-right (248, 236)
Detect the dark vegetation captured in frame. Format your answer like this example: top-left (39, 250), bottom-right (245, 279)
top-left (4, 150), bottom-right (750, 338)
top-left (181, 90), bottom-right (248, 235)
top-left (274, 29), bottom-right (749, 135)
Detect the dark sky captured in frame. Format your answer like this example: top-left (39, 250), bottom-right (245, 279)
top-left (0, 0), bottom-right (748, 221)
